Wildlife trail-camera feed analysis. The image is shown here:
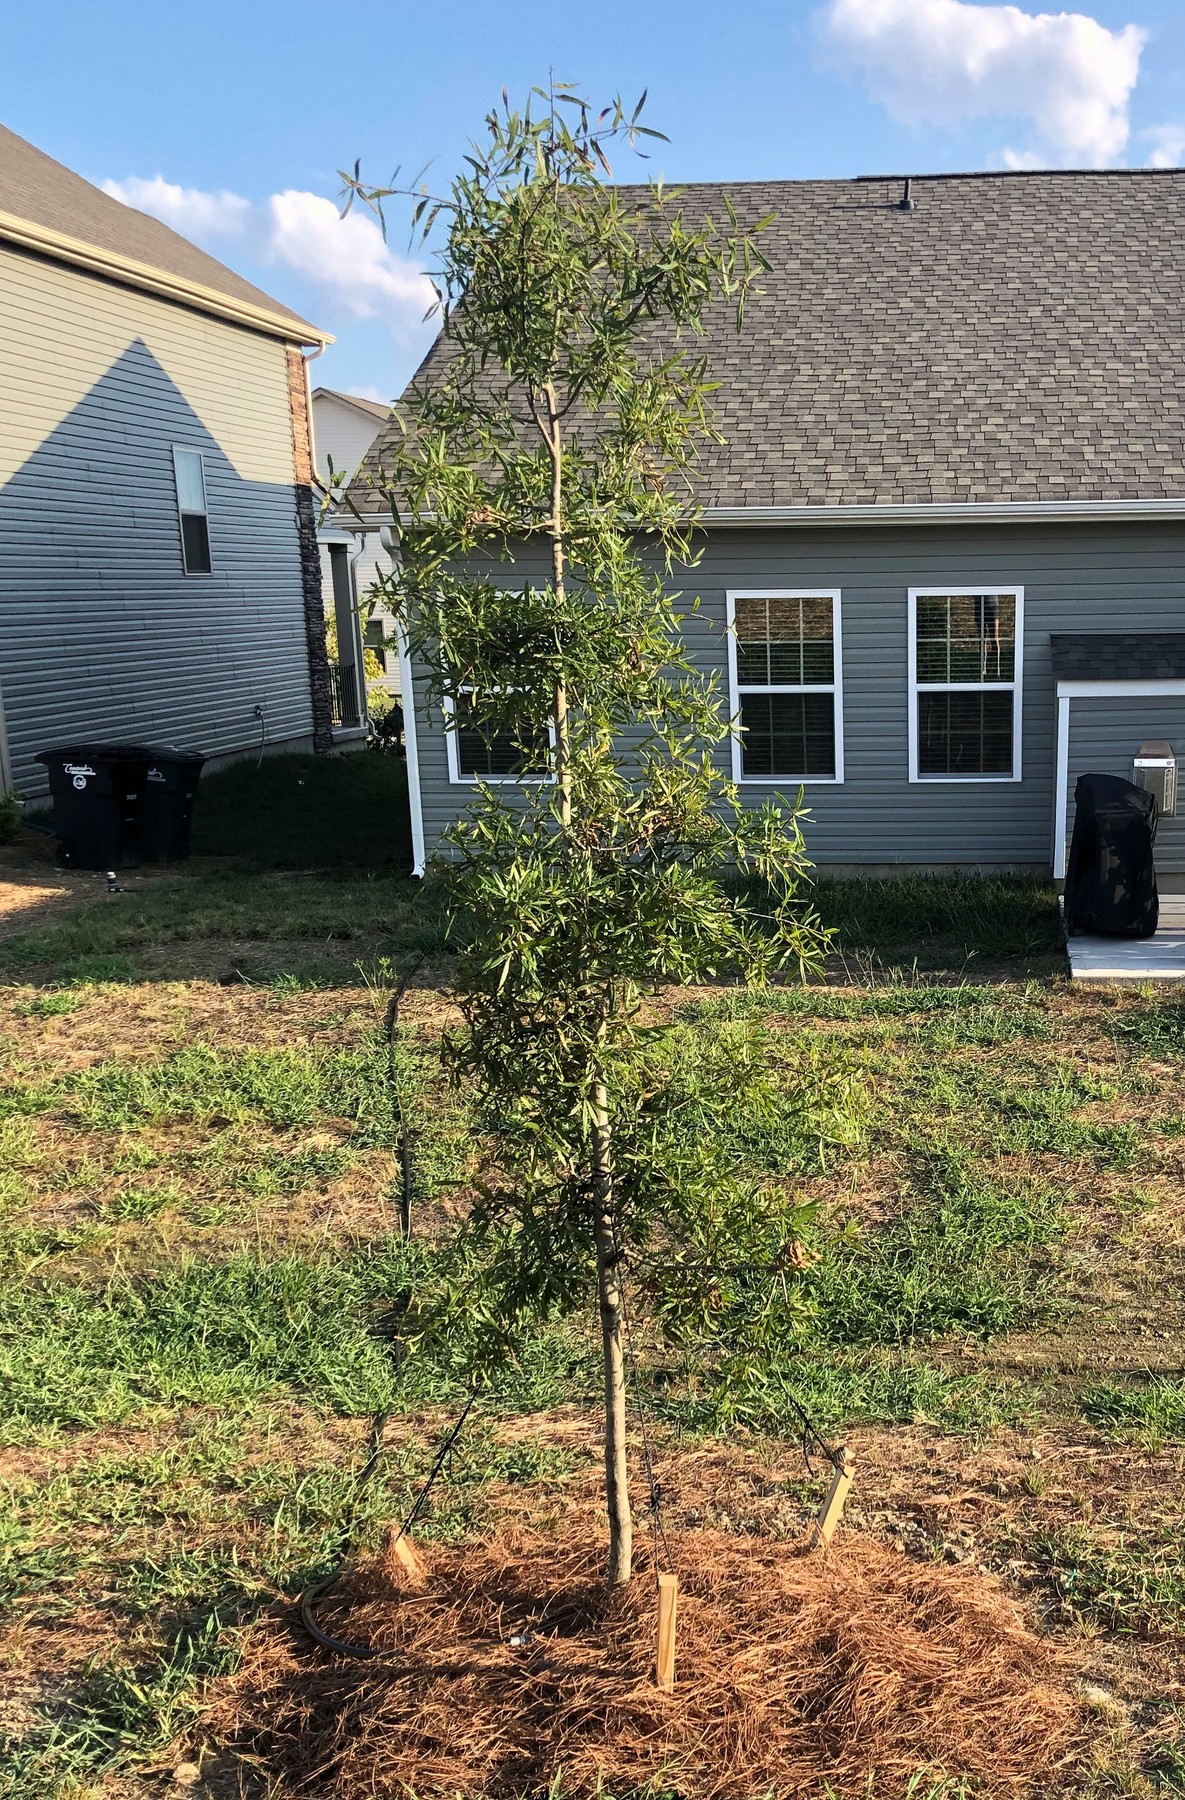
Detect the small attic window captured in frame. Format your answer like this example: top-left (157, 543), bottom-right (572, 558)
top-left (173, 448), bottom-right (212, 575)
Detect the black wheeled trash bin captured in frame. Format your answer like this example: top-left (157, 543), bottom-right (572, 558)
top-left (138, 746), bottom-right (206, 862)
top-left (34, 744), bottom-right (149, 871)
top-left (1064, 771), bottom-right (1159, 938)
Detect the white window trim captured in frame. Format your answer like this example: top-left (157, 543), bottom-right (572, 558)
top-left (443, 688), bottom-right (555, 786)
top-left (725, 588), bottom-right (845, 785)
top-left (907, 585), bottom-right (1024, 784)
top-left (172, 445), bottom-right (212, 576)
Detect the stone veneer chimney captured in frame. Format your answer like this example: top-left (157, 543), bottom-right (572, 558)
top-left (287, 346), bottom-right (334, 752)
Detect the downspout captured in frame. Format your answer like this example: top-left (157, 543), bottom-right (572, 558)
top-left (0, 670), bottom-right (14, 797)
top-left (347, 533), bottom-right (370, 729)
top-left (300, 344), bottom-right (334, 751)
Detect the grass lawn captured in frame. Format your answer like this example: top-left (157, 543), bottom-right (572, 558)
top-left (1, 754), bottom-right (1183, 1797)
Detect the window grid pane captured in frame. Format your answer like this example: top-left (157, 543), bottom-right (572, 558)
top-left (454, 693), bottom-right (548, 779)
top-left (740, 692), bottom-right (836, 779)
top-left (735, 595), bottom-right (834, 688)
top-left (918, 690), bottom-right (1013, 776)
top-left (915, 593), bottom-right (1015, 685)
top-left (180, 514), bottom-right (212, 575)
top-left (174, 449), bottom-right (207, 516)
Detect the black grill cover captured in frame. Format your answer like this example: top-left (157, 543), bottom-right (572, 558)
top-left (1065, 772), bottom-right (1159, 938)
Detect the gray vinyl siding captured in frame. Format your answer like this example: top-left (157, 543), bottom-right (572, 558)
top-left (0, 245), bottom-right (314, 795)
top-left (1065, 698), bottom-right (1185, 874)
top-left (408, 520), bottom-right (1185, 872)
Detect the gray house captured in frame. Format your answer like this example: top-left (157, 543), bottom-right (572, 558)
top-left (351, 170), bottom-right (1185, 880)
top-left (0, 124), bottom-right (334, 798)
top-left (311, 386), bottom-right (399, 737)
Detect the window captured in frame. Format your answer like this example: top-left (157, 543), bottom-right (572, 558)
top-left (727, 590), bottom-right (843, 782)
top-left (364, 617), bottom-right (389, 673)
top-left (172, 448), bottom-right (211, 574)
top-left (444, 689), bottom-right (551, 783)
top-left (909, 588), bottom-right (1023, 781)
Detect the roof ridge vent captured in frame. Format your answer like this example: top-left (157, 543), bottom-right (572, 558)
top-left (898, 177), bottom-right (915, 211)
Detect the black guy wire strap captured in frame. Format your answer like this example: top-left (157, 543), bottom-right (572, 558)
top-left (766, 1370), bottom-right (844, 1480)
top-left (384, 955), bottom-right (425, 1238)
top-left (298, 1390), bottom-right (478, 1661)
top-left (298, 1408), bottom-right (394, 1661)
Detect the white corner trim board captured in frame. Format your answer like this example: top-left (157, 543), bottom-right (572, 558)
top-left (1051, 676), bottom-right (1185, 880)
top-left (395, 618), bottom-right (426, 878)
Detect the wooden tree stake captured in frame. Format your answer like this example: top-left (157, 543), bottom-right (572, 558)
top-left (656, 1572), bottom-right (678, 1690)
top-left (387, 1529), bottom-right (427, 1589)
top-left (811, 1448), bottom-right (855, 1548)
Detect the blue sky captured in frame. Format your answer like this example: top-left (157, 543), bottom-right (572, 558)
top-left (5, 0), bottom-right (1185, 398)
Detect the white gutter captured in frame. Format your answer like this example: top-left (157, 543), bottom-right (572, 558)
top-left (331, 497), bottom-right (1185, 532)
top-left (699, 498), bottom-right (1185, 527)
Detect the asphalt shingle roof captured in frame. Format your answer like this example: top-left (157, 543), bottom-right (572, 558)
top-left (0, 123), bottom-right (323, 342)
top-left (1051, 633), bottom-right (1185, 681)
top-left (313, 387), bottom-right (392, 422)
top-left (355, 171), bottom-right (1185, 510)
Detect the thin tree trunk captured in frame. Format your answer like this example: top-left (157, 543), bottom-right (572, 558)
top-left (542, 379), bottom-right (629, 1579)
top-left (544, 380), bottom-right (572, 829)
top-left (591, 1076), bottom-right (632, 1585)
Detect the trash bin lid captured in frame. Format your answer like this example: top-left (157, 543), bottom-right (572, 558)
top-left (36, 743), bottom-right (206, 767)
top-left (35, 743), bottom-right (154, 765)
top-left (141, 745), bottom-right (207, 766)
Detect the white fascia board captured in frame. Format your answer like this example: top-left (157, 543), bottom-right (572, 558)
top-left (1056, 679), bottom-right (1185, 698)
top-left (701, 499), bottom-right (1185, 528)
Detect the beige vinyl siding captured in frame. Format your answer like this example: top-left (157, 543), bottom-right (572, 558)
top-left (408, 521), bottom-right (1185, 872)
top-left (0, 242), bottom-right (315, 793)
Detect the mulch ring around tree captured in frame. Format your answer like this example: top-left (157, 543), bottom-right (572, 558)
top-left (210, 1524), bottom-right (1086, 1799)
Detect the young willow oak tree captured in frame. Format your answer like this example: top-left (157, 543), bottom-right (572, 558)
top-left (354, 87), bottom-right (829, 1586)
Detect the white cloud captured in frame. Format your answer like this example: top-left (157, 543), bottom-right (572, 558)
top-left (265, 189), bottom-right (435, 329)
top-left (102, 173), bottom-right (435, 343)
top-left (342, 385), bottom-right (390, 404)
top-left (101, 174), bottom-right (252, 239)
top-left (817, 0), bottom-right (1146, 167)
top-left (1142, 124), bottom-right (1185, 168)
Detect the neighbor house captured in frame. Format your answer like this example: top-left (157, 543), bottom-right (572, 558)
top-left (0, 123), bottom-right (334, 797)
top-left (311, 385), bottom-right (398, 739)
top-left (348, 171), bottom-right (1185, 880)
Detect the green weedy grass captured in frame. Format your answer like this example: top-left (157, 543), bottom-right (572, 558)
top-left (0, 868), bottom-right (442, 979)
top-left (6, 1039), bottom-right (400, 1136)
top-left (0, 1612), bottom-right (237, 1797)
top-left (811, 874), bottom-right (1062, 960)
top-left (190, 750), bottom-right (412, 870)
top-left (0, 1248), bottom-right (414, 1428)
top-left (808, 1153), bottom-right (1064, 1348)
top-left (1027, 1523), bottom-right (1185, 1637)
top-left (1080, 1378), bottom-right (1185, 1442)
top-left (683, 979), bottom-right (1050, 1025)
top-left (0, 1244), bottom-right (598, 1436)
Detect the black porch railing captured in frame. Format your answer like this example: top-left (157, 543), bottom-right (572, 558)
top-left (328, 660), bottom-right (363, 729)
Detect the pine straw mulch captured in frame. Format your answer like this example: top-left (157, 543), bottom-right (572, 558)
top-left (211, 1524), bottom-right (1085, 1799)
